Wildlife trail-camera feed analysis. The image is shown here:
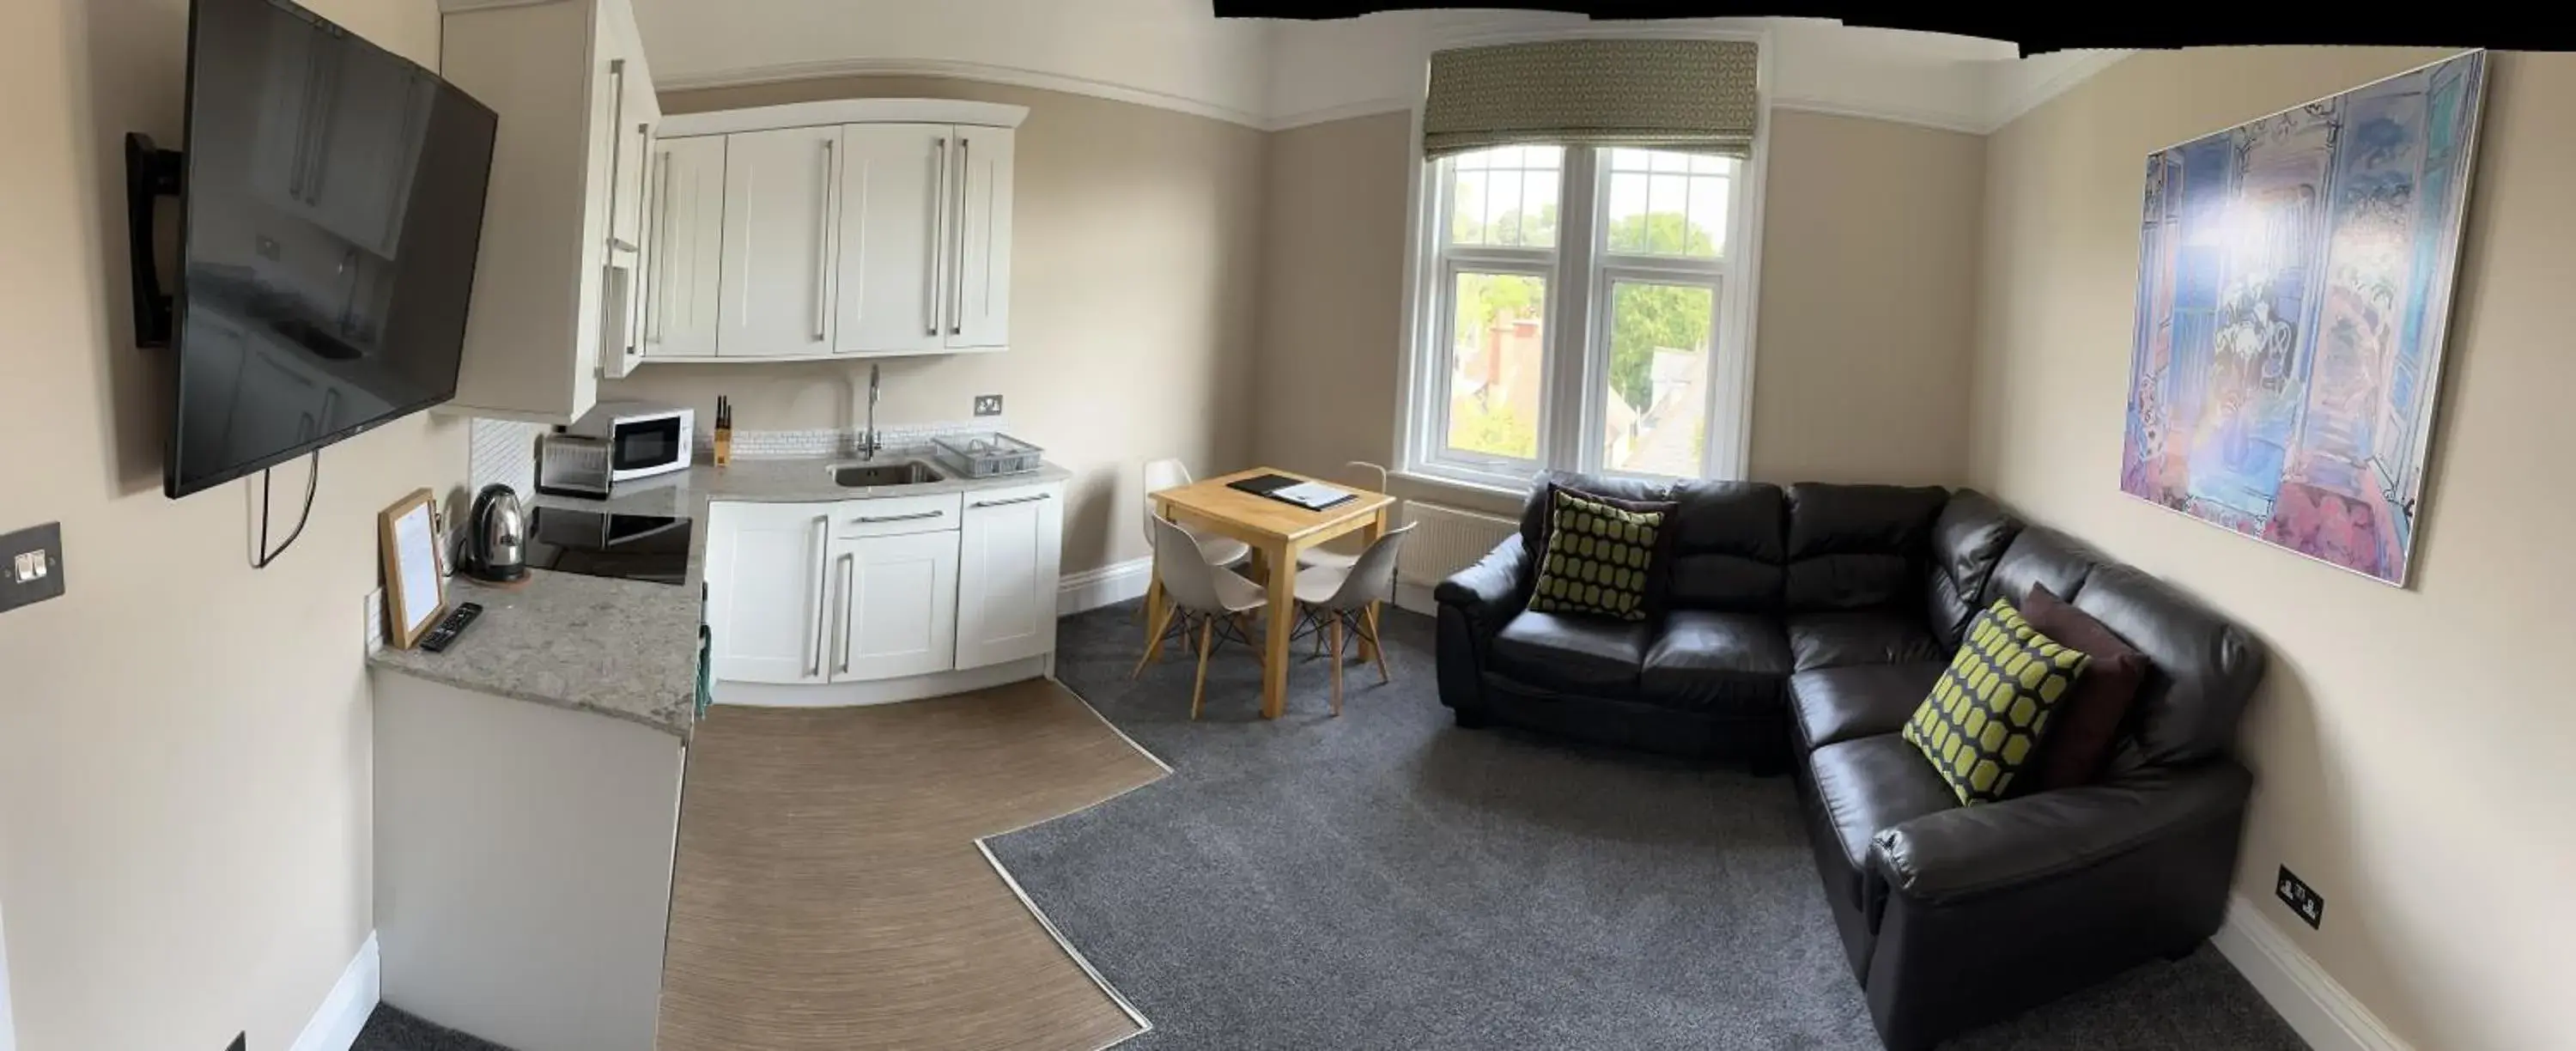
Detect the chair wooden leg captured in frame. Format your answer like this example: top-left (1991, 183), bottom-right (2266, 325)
top-left (1190, 617), bottom-right (1215, 720)
top-left (1329, 617), bottom-right (1345, 717)
top-left (1133, 602), bottom-right (1175, 679)
top-left (1365, 606), bottom-right (1391, 684)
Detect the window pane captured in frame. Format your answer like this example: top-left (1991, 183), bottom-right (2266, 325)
top-left (1606, 171), bottom-right (1648, 252)
top-left (1447, 146), bottom-right (1564, 248)
top-left (1601, 149), bottom-right (1728, 259)
top-left (1600, 282), bottom-right (1715, 477)
top-left (1451, 169), bottom-right (1485, 245)
top-left (1687, 174), bottom-right (1729, 257)
top-left (1447, 272), bottom-right (1547, 460)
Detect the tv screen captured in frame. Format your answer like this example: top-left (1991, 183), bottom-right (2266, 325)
top-left (165, 0), bottom-right (497, 497)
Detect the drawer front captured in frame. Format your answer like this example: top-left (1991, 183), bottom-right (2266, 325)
top-left (961, 481), bottom-right (1062, 513)
top-left (833, 492), bottom-right (965, 538)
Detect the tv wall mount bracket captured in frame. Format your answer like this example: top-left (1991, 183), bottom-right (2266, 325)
top-left (125, 132), bottom-right (185, 349)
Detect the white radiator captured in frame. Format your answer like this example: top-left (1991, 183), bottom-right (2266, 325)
top-left (1394, 501), bottom-right (1519, 613)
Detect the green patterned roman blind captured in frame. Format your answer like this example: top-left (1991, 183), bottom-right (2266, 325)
top-left (1422, 39), bottom-right (1760, 159)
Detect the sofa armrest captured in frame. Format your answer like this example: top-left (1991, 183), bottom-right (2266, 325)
top-left (1433, 533), bottom-right (1529, 630)
top-left (1871, 762), bottom-right (2252, 905)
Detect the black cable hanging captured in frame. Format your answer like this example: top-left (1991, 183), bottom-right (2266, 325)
top-left (252, 449), bottom-right (322, 569)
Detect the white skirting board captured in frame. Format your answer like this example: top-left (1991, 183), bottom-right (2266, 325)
top-left (1058, 557), bottom-right (1151, 616)
top-left (288, 932), bottom-right (380, 1051)
top-left (2211, 895), bottom-right (2412, 1051)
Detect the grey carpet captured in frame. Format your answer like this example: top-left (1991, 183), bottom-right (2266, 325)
top-left (350, 1005), bottom-right (508, 1051)
top-left (986, 600), bottom-right (2306, 1050)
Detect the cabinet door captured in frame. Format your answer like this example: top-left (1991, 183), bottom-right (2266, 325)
top-left (829, 531), bottom-right (959, 682)
top-left (704, 502), bottom-right (834, 684)
top-left (955, 483), bottom-right (1064, 669)
top-left (833, 124), bottom-right (949, 356)
top-left (718, 126), bottom-right (841, 357)
top-left (944, 127), bottom-right (1014, 349)
top-left (645, 136), bottom-right (726, 358)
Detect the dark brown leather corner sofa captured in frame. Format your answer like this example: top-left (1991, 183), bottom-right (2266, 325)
top-left (1434, 473), bottom-right (2267, 1050)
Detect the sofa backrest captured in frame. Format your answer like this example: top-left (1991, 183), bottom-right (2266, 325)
top-left (1923, 489), bottom-right (2022, 647)
top-left (1783, 483), bottom-right (1949, 612)
top-left (1981, 524), bottom-right (2103, 612)
top-left (2071, 563), bottom-right (2269, 769)
top-left (1664, 480), bottom-right (1786, 612)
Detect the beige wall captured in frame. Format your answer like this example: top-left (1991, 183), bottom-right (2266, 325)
top-left (1971, 48), bottom-right (2574, 1051)
top-left (1751, 109), bottom-right (1981, 485)
top-left (1247, 107), bottom-right (1983, 513)
top-left (0, 0), bottom-right (465, 1048)
top-left (605, 77), bottom-right (1266, 576)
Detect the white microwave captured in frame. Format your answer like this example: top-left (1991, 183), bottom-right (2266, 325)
top-left (566, 402), bottom-right (694, 483)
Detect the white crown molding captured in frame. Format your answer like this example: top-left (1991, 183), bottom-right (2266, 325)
top-left (655, 57), bottom-right (1270, 130)
top-left (661, 97), bottom-right (1028, 137)
top-left (1981, 49), bottom-right (2135, 132)
top-left (1265, 97), bottom-right (1413, 133)
top-left (1771, 95), bottom-right (1989, 136)
top-left (2212, 896), bottom-right (2414, 1051)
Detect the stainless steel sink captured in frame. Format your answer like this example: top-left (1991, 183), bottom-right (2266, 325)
top-left (830, 460), bottom-right (945, 488)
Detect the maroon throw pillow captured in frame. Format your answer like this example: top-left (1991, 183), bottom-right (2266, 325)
top-left (2017, 584), bottom-right (2149, 792)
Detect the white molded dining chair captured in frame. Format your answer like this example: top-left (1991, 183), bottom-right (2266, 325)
top-left (1141, 458), bottom-right (1250, 568)
top-left (1292, 522), bottom-right (1415, 716)
top-left (1136, 515), bottom-right (1268, 719)
top-left (1297, 460), bottom-right (1394, 573)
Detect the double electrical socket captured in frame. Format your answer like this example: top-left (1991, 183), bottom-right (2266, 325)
top-left (973, 394), bottom-right (1004, 416)
top-left (2275, 866), bottom-right (2325, 929)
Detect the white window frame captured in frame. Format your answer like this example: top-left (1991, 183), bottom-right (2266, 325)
top-left (1393, 28), bottom-right (1771, 495)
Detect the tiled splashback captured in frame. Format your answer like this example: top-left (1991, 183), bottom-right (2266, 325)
top-left (465, 417), bottom-right (1019, 495)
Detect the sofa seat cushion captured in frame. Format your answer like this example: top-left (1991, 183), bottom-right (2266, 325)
top-left (1639, 611), bottom-right (1794, 716)
top-left (1790, 661), bottom-right (1946, 750)
top-left (1788, 609), bottom-right (1945, 671)
top-left (1491, 610), bottom-right (1653, 698)
top-left (1807, 734), bottom-right (1960, 910)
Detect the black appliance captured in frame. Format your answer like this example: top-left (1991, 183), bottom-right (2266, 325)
top-left (523, 507), bottom-right (693, 587)
top-left (140, 0), bottom-right (500, 498)
top-left (464, 483), bottom-right (527, 583)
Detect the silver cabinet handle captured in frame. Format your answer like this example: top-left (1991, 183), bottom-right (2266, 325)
top-left (835, 553), bottom-right (855, 675)
top-left (647, 149), bottom-right (671, 344)
top-left (806, 514), bottom-right (829, 677)
top-left (927, 137), bottom-right (947, 337)
top-left (814, 137), bottom-right (835, 342)
top-left (948, 137), bottom-right (970, 336)
top-left (597, 58), bottom-right (629, 367)
top-left (970, 493), bottom-right (1051, 509)
top-left (850, 510), bottom-right (945, 525)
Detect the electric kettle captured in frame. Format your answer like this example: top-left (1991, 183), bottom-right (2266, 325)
top-left (465, 483), bottom-right (529, 583)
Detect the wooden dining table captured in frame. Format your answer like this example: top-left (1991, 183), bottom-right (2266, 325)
top-left (1144, 467), bottom-right (1398, 719)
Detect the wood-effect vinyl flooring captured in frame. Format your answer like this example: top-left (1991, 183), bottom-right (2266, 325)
top-left (657, 678), bottom-right (1167, 1050)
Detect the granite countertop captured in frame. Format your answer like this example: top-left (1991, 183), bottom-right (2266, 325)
top-left (366, 452), bottom-right (1072, 742)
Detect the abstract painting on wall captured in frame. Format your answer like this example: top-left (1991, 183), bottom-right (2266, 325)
top-left (2122, 51), bottom-right (2486, 586)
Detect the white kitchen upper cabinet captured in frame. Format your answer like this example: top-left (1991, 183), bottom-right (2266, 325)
top-left (598, 0), bottom-right (661, 380)
top-left (644, 136), bottom-right (726, 359)
top-left (833, 124), bottom-right (949, 356)
top-left (705, 501), bottom-right (835, 685)
top-left (830, 530), bottom-right (959, 683)
top-left (944, 127), bottom-right (1014, 349)
top-left (719, 126), bottom-right (842, 358)
top-left (440, 0), bottom-right (654, 422)
top-left (955, 482), bottom-right (1064, 670)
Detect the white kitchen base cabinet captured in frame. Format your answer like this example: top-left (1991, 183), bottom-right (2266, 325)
top-left (834, 530), bottom-right (960, 681)
top-left (703, 501), bottom-right (831, 685)
top-left (706, 480), bottom-right (1064, 707)
top-left (374, 673), bottom-right (682, 1051)
top-left (956, 482), bottom-right (1064, 668)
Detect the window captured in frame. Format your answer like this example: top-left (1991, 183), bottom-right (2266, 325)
top-left (1407, 143), bottom-right (1753, 488)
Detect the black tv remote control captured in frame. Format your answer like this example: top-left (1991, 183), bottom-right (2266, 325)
top-left (418, 603), bottom-right (484, 653)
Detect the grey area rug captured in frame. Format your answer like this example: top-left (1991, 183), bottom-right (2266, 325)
top-left (350, 1005), bottom-right (508, 1051)
top-left (987, 600), bottom-right (2306, 1050)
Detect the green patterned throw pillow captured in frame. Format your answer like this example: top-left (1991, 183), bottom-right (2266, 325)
top-left (1903, 598), bottom-right (2092, 805)
top-left (1526, 488), bottom-right (1666, 622)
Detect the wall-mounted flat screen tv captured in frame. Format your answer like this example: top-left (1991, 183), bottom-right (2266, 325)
top-left (163, 0), bottom-right (497, 497)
